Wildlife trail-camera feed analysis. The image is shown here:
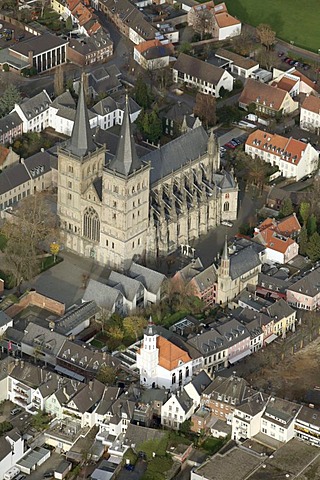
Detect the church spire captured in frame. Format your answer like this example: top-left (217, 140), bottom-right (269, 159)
top-left (220, 235), bottom-right (230, 277)
top-left (108, 95), bottom-right (142, 176)
top-left (68, 73), bottom-right (95, 158)
top-left (222, 234), bottom-right (228, 260)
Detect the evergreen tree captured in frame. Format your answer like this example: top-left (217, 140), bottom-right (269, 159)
top-left (306, 232), bottom-right (320, 262)
top-left (0, 85), bottom-right (22, 118)
top-left (299, 225), bottom-right (308, 255)
top-left (148, 110), bottom-right (162, 143)
top-left (307, 213), bottom-right (317, 237)
top-left (280, 198), bottom-right (294, 217)
top-left (299, 201), bottom-right (310, 226)
top-left (133, 75), bottom-right (153, 109)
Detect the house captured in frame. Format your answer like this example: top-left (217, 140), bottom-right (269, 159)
top-left (49, 90), bottom-right (98, 137)
top-left (92, 96), bottom-right (141, 131)
top-left (156, 23), bottom-right (179, 44)
top-left (273, 67), bottom-right (319, 96)
top-left (266, 186), bottom-right (294, 212)
top-left (127, 262), bottom-right (166, 305)
top-left (234, 306), bottom-right (275, 348)
top-left (245, 130), bottom-right (319, 181)
top-left (13, 90), bottom-right (52, 133)
top-left (54, 301), bottom-right (99, 336)
top-left (239, 78), bottom-right (299, 116)
top-left (300, 95), bottom-right (320, 134)
top-left (213, 3), bottom-right (241, 40)
top-left (266, 298), bottom-right (296, 337)
top-left (136, 318), bottom-right (193, 391)
top-left (107, 270), bottom-right (146, 312)
top-left (21, 322), bottom-right (66, 367)
top-left (161, 101), bottom-right (197, 137)
top-left (133, 39), bottom-right (174, 70)
top-left (294, 406), bottom-right (320, 447)
top-left (215, 48), bottom-right (259, 78)
top-left (73, 65), bottom-right (122, 99)
top-left (261, 397), bottom-right (301, 443)
top-left (187, 2), bottom-right (215, 36)
top-left (67, 31), bottom-right (113, 66)
top-left (286, 268), bottom-right (320, 311)
top-left (96, 394), bottom-right (135, 444)
top-left (45, 379), bottom-right (85, 419)
top-left (0, 429), bottom-right (24, 480)
top-left (1, 33), bottom-right (68, 73)
top-left (172, 53), bottom-right (234, 98)
top-left (184, 370), bottom-right (212, 409)
top-left (82, 279), bottom-right (125, 314)
top-left (0, 146), bottom-right (19, 169)
top-left (231, 391), bottom-right (269, 441)
top-left (161, 390), bottom-right (194, 429)
top-left (0, 311), bottom-right (13, 336)
top-left (0, 112), bottom-right (23, 145)
top-left (200, 375), bottom-right (250, 423)
top-left (257, 272), bottom-right (289, 301)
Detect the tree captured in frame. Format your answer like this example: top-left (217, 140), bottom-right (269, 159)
top-left (178, 42), bottom-right (192, 55)
top-left (280, 198), bottom-right (294, 217)
top-left (123, 316), bottom-right (147, 341)
top-left (256, 47), bottom-right (279, 70)
top-left (256, 23), bottom-right (276, 50)
top-left (232, 30), bottom-right (255, 56)
top-left (65, 16), bottom-right (73, 31)
top-left (193, 92), bottom-right (216, 127)
top-left (299, 201), bottom-right (310, 226)
top-left (192, 9), bottom-right (214, 40)
top-left (31, 411), bottom-right (50, 431)
top-left (2, 194), bottom-right (58, 288)
top-left (0, 85), bottom-right (22, 118)
top-left (50, 242), bottom-right (60, 263)
top-left (97, 365), bottom-right (116, 385)
top-left (306, 232), bottom-right (320, 262)
top-left (133, 75), bottom-right (153, 110)
top-left (148, 110), bottom-right (162, 143)
top-left (299, 225), bottom-right (308, 255)
top-left (54, 65), bottom-right (64, 97)
top-left (307, 214), bottom-right (317, 237)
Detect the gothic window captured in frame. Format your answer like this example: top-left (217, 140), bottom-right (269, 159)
top-left (172, 373), bottom-right (176, 385)
top-left (87, 166), bottom-right (91, 175)
top-left (225, 193), bottom-right (230, 199)
top-left (83, 207), bottom-right (100, 242)
top-left (223, 202), bottom-right (229, 212)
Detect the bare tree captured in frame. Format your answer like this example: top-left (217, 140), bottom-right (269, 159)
top-left (192, 9), bottom-right (214, 40)
top-left (256, 23), bottom-right (276, 50)
top-left (193, 92), bottom-right (216, 127)
top-left (54, 65), bottom-right (64, 97)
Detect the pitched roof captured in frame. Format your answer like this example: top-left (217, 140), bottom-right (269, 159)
top-left (288, 267), bottom-right (320, 297)
top-left (127, 262), bottom-right (165, 294)
top-left (82, 278), bottom-right (123, 310)
top-left (192, 264), bottom-right (217, 292)
top-left (291, 68), bottom-right (318, 91)
top-left (66, 75), bottom-right (96, 157)
top-left (67, 379), bottom-right (105, 413)
top-left (215, 48), bottom-right (258, 70)
top-left (176, 258), bottom-right (204, 283)
top-left (174, 53), bottom-right (225, 85)
top-left (0, 310), bottom-right (12, 327)
top-left (246, 130), bottom-right (307, 166)
top-left (266, 298), bottom-right (295, 320)
top-left (0, 111), bottom-right (22, 136)
top-left (188, 370), bottom-right (211, 395)
top-left (107, 96), bottom-right (143, 176)
top-left (22, 322), bottom-right (66, 356)
top-left (0, 146), bottom-right (10, 166)
top-left (18, 90), bottom-right (51, 120)
top-left (239, 78), bottom-right (288, 110)
top-left (10, 33), bottom-right (68, 57)
top-left (254, 228), bottom-right (296, 254)
top-left (156, 336), bottom-right (191, 370)
top-left (271, 76), bottom-right (298, 93)
top-left (229, 245), bottom-right (261, 280)
top-left (301, 94), bottom-right (320, 114)
top-left (108, 270), bottom-right (143, 301)
top-left (215, 11), bottom-right (240, 28)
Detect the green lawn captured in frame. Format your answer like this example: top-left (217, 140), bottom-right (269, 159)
top-left (217, 0), bottom-right (320, 52)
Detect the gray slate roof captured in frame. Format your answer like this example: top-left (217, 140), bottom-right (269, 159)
top-left (175, 390), bottom-right (193, 413)
top-left (0, 162), bottom-right (30, 196)
top-left (55, 301), bottom-right (99, 335)
top-left (22, 323), bottom-right (66, 356)
top-left (107, 271), bottom-right (143, 301)
top-left (67, 379), bottom-right (105, 413)
top-left (188, 370), bottom-right (211, 395)
top-left (95, 386), bottom-right (121, 415)
top-left (142, 126), bottom-right (208, 185)
top-left (127, 262), bottom-right (165, 294)
top-left (229, 245), bottom-right (261, 280)
top-left (174, 53), bottom-right (225, 85)
top-left (0, 112), bottom-right (22, 136)
top-left (0, 310), bottom-right (12, 328)
top-left (52, 91), bottom-right (76, 109)
top-left (193, 264), bottom-right (217, 293)
top-left (24, 150), bottom-right (55, 179)
top-left (83, 278), bottom-right (123, 310)
top-left (11, 33), bottom-right (68, 57)
top-left (266, 298), bottom-right (295, 320)
top-left (288, 267), bottom-right (320, 297)
top-left (18, 90), bottom-right (51, 120)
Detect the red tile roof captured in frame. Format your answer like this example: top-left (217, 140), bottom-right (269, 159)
top-left (157, 336), bottom-right (191, 371)
top-left (215, 12), bottom-right (240, 27)
top-left (255, 214), bottom-right (301, 254)
top-left (239, 78), bottom-right (288, 111)
top-left (291, 69), bottom-right (318, 91)
top-left (301, 95), bottom-right (320, 115)
top-left (258, 214), bottom-right (301, 236)
top-left (246, 129), bottom-right (307, 165)
top-left (271, 76), bottom-right (298, 93)
top-left (135, 39), bottom-right (162, 54)
top-left (0, 145), bottom-right (10, 166)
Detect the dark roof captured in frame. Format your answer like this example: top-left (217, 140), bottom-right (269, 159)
top-left (163, 101), bottom-right (192, 122)
top-left (229, 245), bottom-right (261, 280)
top-left (55, 301), bottom-right (99, 335)
top-left (266, 298), bottom-right (295, 320)
top-left (68, 32), bottom-right (112, 56)
top-left (0, 437), bottom-right (12, 461)
top-left (107, 96), bottom-right (143, 176)
top-left (93, 129), bottom-right (151, 158)
top-left (22, 323), bottom-right (66, 356)
top-left (127, 262), bottom-right (165, 294)
top-left (0, 163), bottom-right (31, 196)
top-left (188, 370), bottom-right (211, 395)
top-left (174, 53), bottom-right (225, 85)
top-left (67, 379), bottom-right (105, 413)
top-left (18, 90), bottom-right (51, 120)
top-left (288, 267), bottom-right (320, 297)
top-left (83, 278), bottom-right (123, 310)
top-left (11, 33), bottom-right (68, 57)
top-left (0, 112), bottom-right (22, 135)
top-left (176, 390), bottom-right (193, 413)
top-left (0, 310), bottom-right (12, 328)
top-left (24, 150), bottom-right (54, 179)
top-left (52, 90), bottom-right (76, 109)
top-left (66, 76), bottom-right (97, 157)
top-left (142, 126), bottom-right (208, 185)
top-left (107, 271), bottom-right (143, 301)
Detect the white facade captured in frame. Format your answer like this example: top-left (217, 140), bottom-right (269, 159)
top-left (261, 411), bottom-right (296, 443)
top-left (48, 105), bottom-right (98, 137)
top-left (217, 23), bottom-right (241, 40)
top-left (14, 100), bottom-right (51, 133)
top-left (232, 404), bottom-right (264, 441)
top-left (300, 96), bottom-right (320, 134)
top-left (133, 48), bottom-right (170, 71)
top-left (0, 435), bottom-right (24, 480)
top-left (161, 393), bottom-right (194, 430)
top-left (94, 105), bottom-right (140, 131)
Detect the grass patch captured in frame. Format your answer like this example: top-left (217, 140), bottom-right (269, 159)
top-left (123, 448), bottom-right (138, 466)
top-left (201, 437), bottom-right (225, 455)
top-left (0, 232), bottom-right (7, 251)
top-left (40, 255), bottom-right (63, 272)
top-left (90, 339), bottom-right (105, 349)
top-left (0, 270), bottom-right (15, 289)
top-left (216, 0), bottom-right (320, 52)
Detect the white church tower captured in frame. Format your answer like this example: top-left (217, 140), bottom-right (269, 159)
top-left (136, 317), bottom-right (159, 388)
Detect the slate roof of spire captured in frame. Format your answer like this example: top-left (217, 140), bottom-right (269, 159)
top-left (67, 76), bottom-right (96, 157)
top-left (107, 96), bottom-right (143, 176)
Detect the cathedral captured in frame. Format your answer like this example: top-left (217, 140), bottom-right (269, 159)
top-left (57, 79), bottom-right (238, 269)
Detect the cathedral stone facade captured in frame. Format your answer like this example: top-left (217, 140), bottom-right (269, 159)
top-left (57, 79), bottom-right (238, 269)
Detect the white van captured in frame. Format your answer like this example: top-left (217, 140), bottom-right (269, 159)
top-left (4, 467), bottom-right (20, 480)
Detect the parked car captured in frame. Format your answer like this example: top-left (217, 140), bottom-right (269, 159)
top-left (232, 138), bottom-right (242, 146)
top-left (125, 464), bottom-right (135, 471)
top-left (43, 472), bottom-right (54, 479)
top-left (10, 408), bottom-right (22, 416)
top-left (221, 220), bottom-right (233, 227)
top-left (225, 142), bottom-right (236, 149)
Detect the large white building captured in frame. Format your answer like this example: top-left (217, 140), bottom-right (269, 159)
top-left (136, 319), bottom-right (193, 391)
top-left (245, 130), bottom-right (319, 181)
top-left (300, 95), bottom-right (320, 135)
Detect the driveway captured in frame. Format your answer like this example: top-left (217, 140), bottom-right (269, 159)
top-left (27, 452), bottom-right (63, 480)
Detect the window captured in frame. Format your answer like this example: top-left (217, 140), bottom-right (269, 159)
top-left (223, 202), bottom-right (229, 212)
top-left (68, 193), bottom-right (72, 200)
top-left (68, 165), bottom-right (73, 173)
top-left (113, 201), bottom-right (117, 208)
top-left (68, 181), bottom-right (72, 188)
top-left (113, 185), bottom-right (119, 193)
top-left (83, 207), bottom-right (100, 242)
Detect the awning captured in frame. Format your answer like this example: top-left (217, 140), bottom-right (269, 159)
top-left (55, 365), bottom-right (85, 382)
top-left (229, 349), bottom-right (251, 364)
top-left (265, 333), bottom-right (278, 345)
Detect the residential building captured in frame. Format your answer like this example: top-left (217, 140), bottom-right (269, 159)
top-left (82, 279), bottom-right (125, 314)
top-left (0, 429), bottom-right (24, 480)
top-left (231, 391), bottom-right (269, 441)
top-left (133, 39), bottom-right (173, 70)
top-left (213, 3), bottom-right (241, 40)
top-left (156, 23), bottom-right (179, 44)
top-left (261, 397), bottom-right (300, 443)
top-left (295, 406), bottom-right (320, 447)
top-left (300, 95), bottom-right (320, 134)
top-left (96, 395), bottom-right (135, 444)
top-left (161, 390), bottom-right (194, 429)
top-left (215, 48), bottom-right (259, 78)
top-left (245, 130), bottom-right (319, 181)
top-left (127, 262), bottom-right (166, 305)
top-left (184, 370), bottom-right (212, 409)
top-left (256, 272), bottom-right (289, 301)
top-left (136, 319), bottom-right (193, 391)
top-left (21, 323), bottom-right (66, 367)
top-left (266, 298), bottom-right (297, 336)
top-left (0, 112), bottom-right (23, 145)
top-left (73, 65), bottom-right (122, 99)
top-left (3, 33), bottom-right (68, 73)
top-left (91, 96), bottom-right (141, 130)
top-left (67, 31), bottom-right (113, 66)
top-left (234, 307), bottom-right (275, 348)
top-left (13, 90), bottom-right (52, 133)
top-left (172, 53), bottom-right (234, 97)
top-left (0, 147), bottom-right (19, 170)
top-left (0, 311), bottom-right (13, 336)
top-left (286, 268), bottom-right (320, 310)
top-left (273, 67), bottom-right (319, 96)
top-left (239, 78), bottom-right (299, 116)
